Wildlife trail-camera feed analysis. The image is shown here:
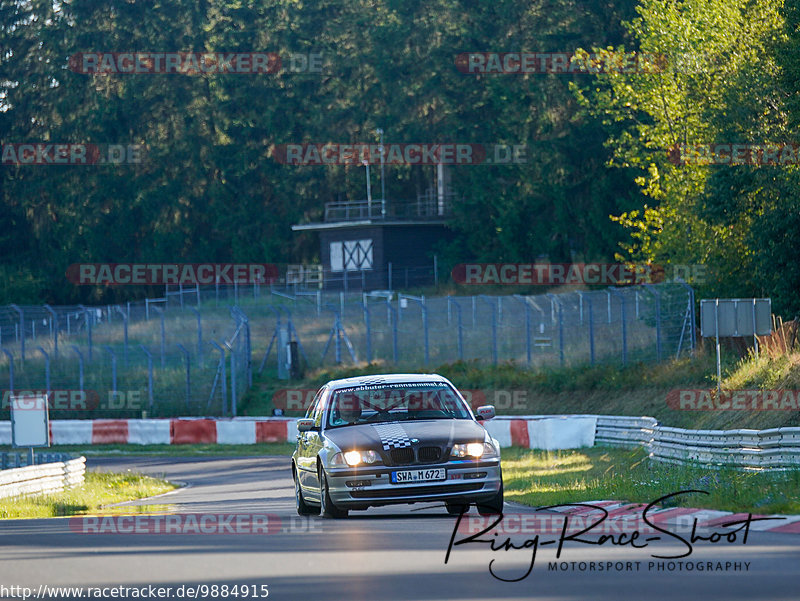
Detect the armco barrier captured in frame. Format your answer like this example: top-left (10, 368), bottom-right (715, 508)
top-left (594, 415), bottom-right (659, 447)
top-left (2, 416), bottom-right (797, 469)
top-left (0, 457), bottom-right (86, 499)
top-left (591, 416), bottom-right (800, 470)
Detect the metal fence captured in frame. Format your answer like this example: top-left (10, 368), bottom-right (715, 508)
top-left (0, 282), bottom-right (696, 419)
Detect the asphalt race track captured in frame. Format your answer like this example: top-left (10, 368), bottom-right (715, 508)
top-left (0, 457), bottom-right (798, 600)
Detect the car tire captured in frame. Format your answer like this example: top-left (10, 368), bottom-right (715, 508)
top-left (319, 467), bottom-right (348, 519)
top-left (294, 467), bottom-right (316, 516)
top-left (445, 502), bottom-right (468, 516)
top-left (477, 482), bottom-right (504, 516)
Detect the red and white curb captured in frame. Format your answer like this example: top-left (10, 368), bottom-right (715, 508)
top-left (0, 415), bottom-right (597, 449)
top-left (0, 417), bottom-right (296, 446)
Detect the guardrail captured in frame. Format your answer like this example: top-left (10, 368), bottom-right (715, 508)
top-left (0, 456), bottom-right (86, 499)
top-left (594, 415), bottom-right (800, 469)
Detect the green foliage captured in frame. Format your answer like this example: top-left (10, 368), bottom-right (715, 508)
top-left (578, 0), bottom-right (798, 315)
top-left (1, 0), bottom-right (796, 314)
top-left (0, 0), bottom-right (642, 303)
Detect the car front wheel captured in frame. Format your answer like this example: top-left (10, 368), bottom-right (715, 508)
top-left (477, 482), bottom-right (504, 516)
top-left (318, 466), bottom-right (348, 519)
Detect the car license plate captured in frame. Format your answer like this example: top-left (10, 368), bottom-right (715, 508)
top-left (391, 468), bottom-right (446, 484)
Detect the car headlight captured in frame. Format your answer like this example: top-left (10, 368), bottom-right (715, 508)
top-left (335, 450), bottom-right (380, 466)
top-left (451, 442), bottom-right (486, 458)
top-left (481, 441), bottom-right (499, 458)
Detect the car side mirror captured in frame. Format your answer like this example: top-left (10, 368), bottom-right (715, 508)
top-left (296, 418), bottom-right (315, 432)
top-left (475, 405), bottom-right (495, 421)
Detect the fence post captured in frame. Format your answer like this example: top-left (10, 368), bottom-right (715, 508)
top-left (479, 296), bottom-right (498, 365)
top-left (152, 306), bottom-right (166, 368)
top-left (190, 307), bottom-right (202, 366)
top-left (10, 305), bottom-right (23, 360)
top-left (103, 346), bottom-right (117, 400)
top-left (384, 300), bottom-right (398, 363)
top-left (362, 303), bottom-right (372, 363)
top-left (644, 284), bottom-right (662, 361)
top-left (177, 344), bottom-right (191, 412)
top-left (115, 307), bottom-right (129, 366)
top-left (79, 305), bottom-right (93, 360)
top-left (547, 294), bottom-right (564, 366)
top-left (587, 296), bottom-right (595, 365)
top-left (677, 282), bottom-right (697, 351)
top-left (228, 341), bottom-right (237, 417)
top-left (608, 289), bottom-right (627, 365)
top-left (233, 306), bottom-right (252, 388)
top-left (139, 345), bottom-right (154, 415)
top-left (388, 262), bottom-right (393, 291)
top-left (44, 305), bottom-right (58, 357)
top-left (558, 299), bottom-right (565, 366)
top-left (1, 349), bottom-right (13, 392)
top-left (407, 298), bottom-right (429, 364)
top-left (210, 341), bottom-right (227, 415)
top-left (71, 345), bottom-right (85, 393)
top-left (524, 300), bottom-right (531, 364)
top-left (449, 298), bottom-right (463, 360)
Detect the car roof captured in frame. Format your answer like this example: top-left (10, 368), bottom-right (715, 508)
top-left (324, 373), bottom-right (451, 391)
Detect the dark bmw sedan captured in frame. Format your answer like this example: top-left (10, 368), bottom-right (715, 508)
top-left (291, 374), bottom-right (503, 518)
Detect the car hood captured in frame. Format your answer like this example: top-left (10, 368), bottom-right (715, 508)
top-left (323, 419), bottom-right (488, 451)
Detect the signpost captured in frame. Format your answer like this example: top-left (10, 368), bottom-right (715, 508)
top-left (10, 394), bottom-right (50, 465)
top-left (700, 299), bottom-right (772, 394)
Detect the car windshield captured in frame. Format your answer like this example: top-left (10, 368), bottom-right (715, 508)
top-left (326, 383), bottom-right (472, 428)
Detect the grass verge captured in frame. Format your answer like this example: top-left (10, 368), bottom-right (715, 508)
top-left (502, 445), bottom-right (800, 515)
top-left (0, 471), bottom-right (177, 519)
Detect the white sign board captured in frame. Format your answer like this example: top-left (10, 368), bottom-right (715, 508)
top-left (10, 394), bottom-right (50, 448)
top-left (700, 299), bottom-right (772, 338)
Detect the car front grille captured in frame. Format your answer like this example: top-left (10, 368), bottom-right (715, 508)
top-left (417, 446), bottom-right (442, 463)
top-left (390, 447), bottom-right (415, 465)
top-left (388, 445), bottom-right (445, 466)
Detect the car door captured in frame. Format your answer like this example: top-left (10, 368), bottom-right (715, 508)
top-left (304, 388), bottom-right (329, 493)
top-left (296, 386), bottom-right (327, 493)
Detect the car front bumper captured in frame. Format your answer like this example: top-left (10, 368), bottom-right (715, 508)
top-left (325, 459), bottom-right (502, 508)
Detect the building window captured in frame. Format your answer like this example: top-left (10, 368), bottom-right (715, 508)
top-left (330, 239), bottom-right (373, 272)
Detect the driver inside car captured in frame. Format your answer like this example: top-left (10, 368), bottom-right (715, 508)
top-left (332, 395), bottom-right (363, 425)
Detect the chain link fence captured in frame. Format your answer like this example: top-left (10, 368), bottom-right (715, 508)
top-left (0, 282), bottom-right (696, 418)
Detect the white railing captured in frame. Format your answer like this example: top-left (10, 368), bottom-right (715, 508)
top-left (594, 415), bottom-right (800, 469)
top-left (0, 457), bottom-right (86, 499)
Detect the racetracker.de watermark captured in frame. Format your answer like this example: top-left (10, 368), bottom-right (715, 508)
top-left (66, 263), bottom-right (279, 285)
top-left (451, 263), bottom-right (707, 286)
top-left (68, 513), bottom-right (322, 535)
top-left (1, 144), bottom-right (144, 165)
top-left (68, 52), bottom-right (323, 74)
top-left (273, 388), bottom-right (533, 412)
top-left (272, 143), bottom-right (526, 165)
top-left (455, 52), bottom-right (664, 74)
top-left (667, 389), bottom-right (800, 411)
top-left (3, 390), bottom-right (147, 412)
top-left (668, 143), bottom-right (800, 166)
